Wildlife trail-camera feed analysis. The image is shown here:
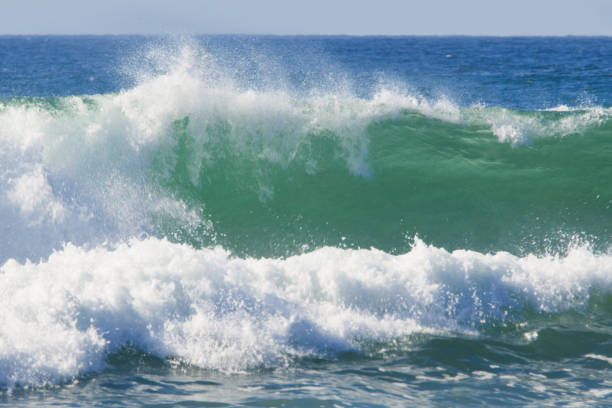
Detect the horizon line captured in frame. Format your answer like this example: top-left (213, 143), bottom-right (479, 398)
top-left (1, 33), bottom-right (611, 38)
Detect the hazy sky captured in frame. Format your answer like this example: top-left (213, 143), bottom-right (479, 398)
top-left (3, 0), bottom-right (612, 36)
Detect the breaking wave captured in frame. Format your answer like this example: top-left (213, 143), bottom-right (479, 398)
top-left (1, 237), bottom-right (611, 388)
top-left (1, 42), bottom-right (611, 389)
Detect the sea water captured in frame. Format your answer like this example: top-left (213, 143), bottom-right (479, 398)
top-left (0, 35), bottom-right (611, 406)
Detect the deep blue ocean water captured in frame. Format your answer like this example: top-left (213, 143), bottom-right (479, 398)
top-left (0, 35), bottom-right (611, 406)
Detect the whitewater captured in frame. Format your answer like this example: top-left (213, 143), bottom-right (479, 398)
top-left (1, 36), bottom-right (611, 406)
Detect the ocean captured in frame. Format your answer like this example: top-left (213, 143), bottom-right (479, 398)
top-left (0, 35), bottom-right (611, 406)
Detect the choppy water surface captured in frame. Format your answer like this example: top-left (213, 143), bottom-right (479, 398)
top-left (1, 36), bottom-right (611, 406)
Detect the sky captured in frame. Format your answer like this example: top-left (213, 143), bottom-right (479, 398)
top-left (2, 0), bottom-right (612, 36)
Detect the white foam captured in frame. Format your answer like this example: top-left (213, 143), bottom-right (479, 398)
top-left (585, 354), bottom-right (612, 365)
top-left (544, 105), bottom-right (576, 112)
top-left (461, 104), bottom-right (612, 146)
top-left (7, 165), bottom-right (66, 224)
top-left (0, 237), bottom-right (611, 388)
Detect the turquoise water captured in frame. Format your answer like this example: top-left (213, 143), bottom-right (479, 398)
top-left (0, 36), bottom-right (611, 406)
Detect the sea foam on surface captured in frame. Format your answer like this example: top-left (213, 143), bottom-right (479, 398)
top-left (0, 237), bottom-right (610, 388)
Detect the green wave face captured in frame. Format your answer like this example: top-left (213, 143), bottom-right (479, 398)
top-left (1, 75), bottom-right (611, 260)
top-left (149, 107), bottom-right (612, 257)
